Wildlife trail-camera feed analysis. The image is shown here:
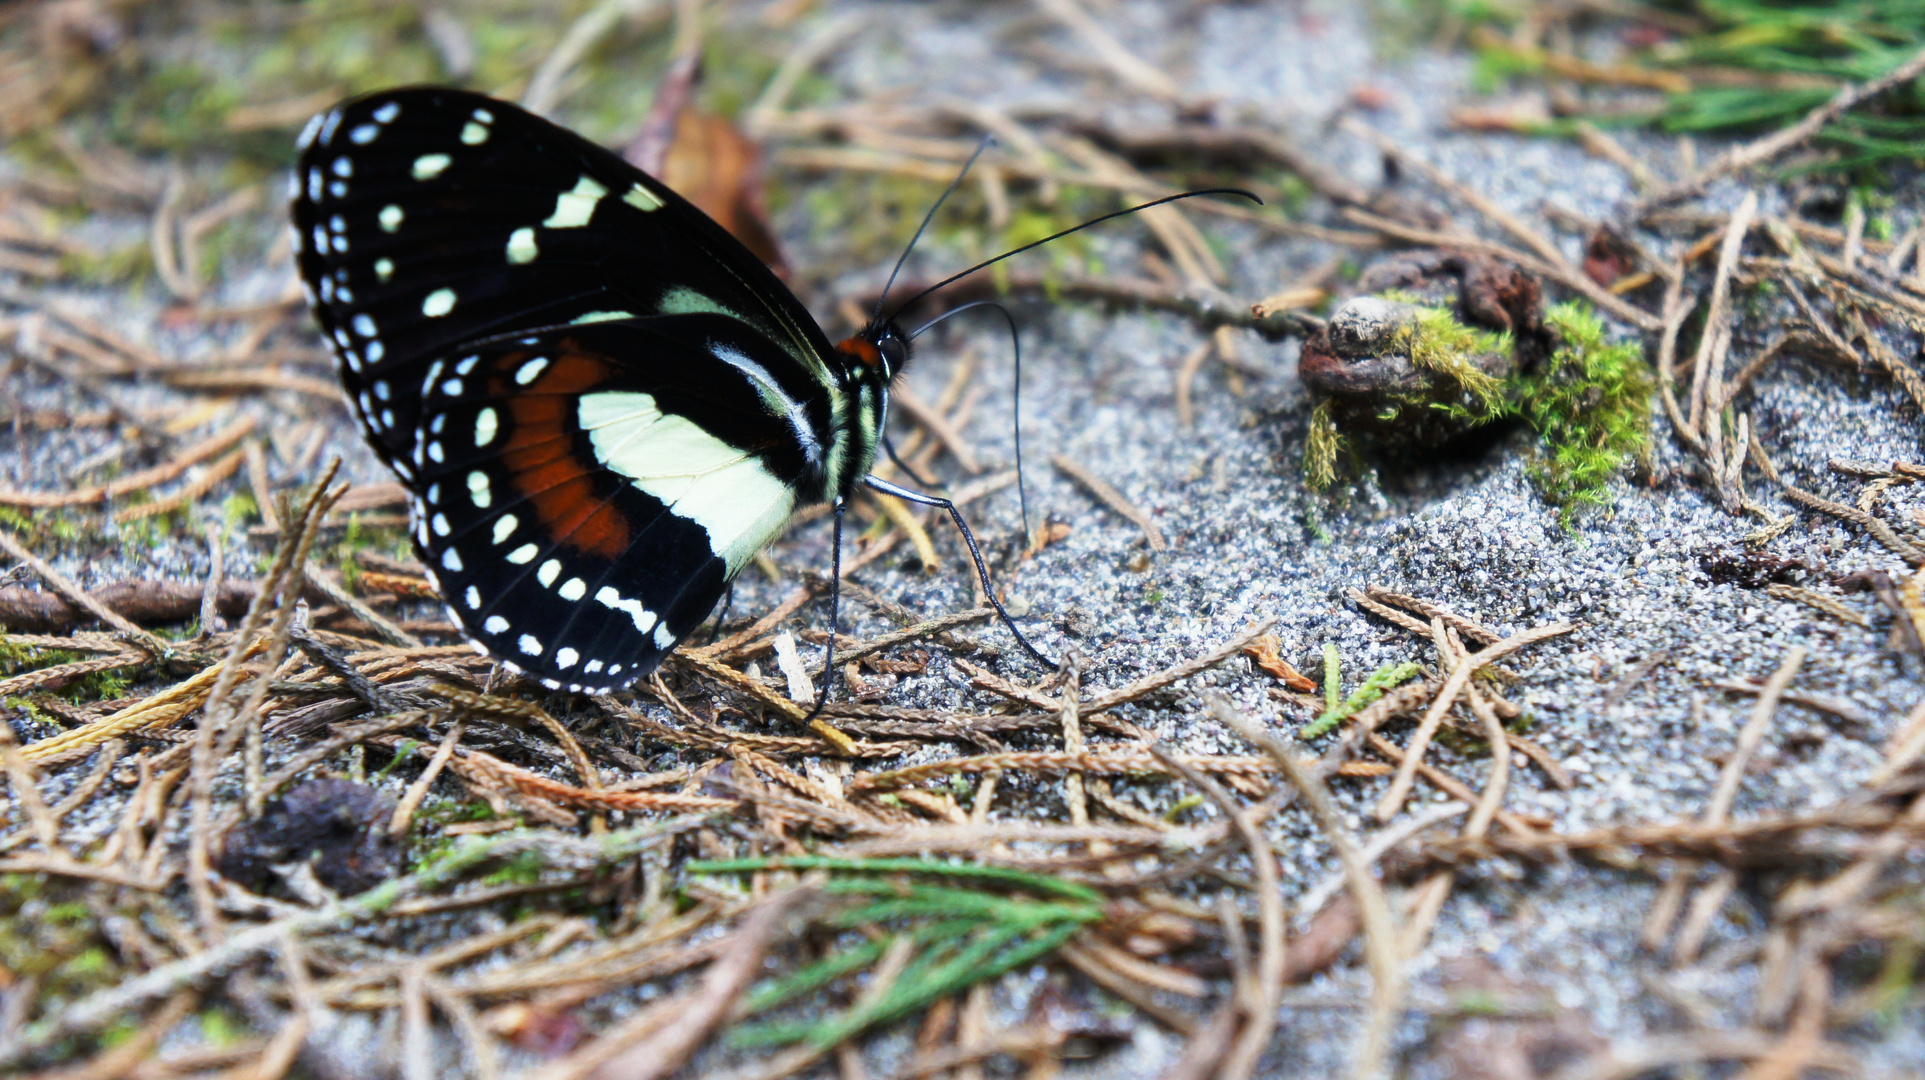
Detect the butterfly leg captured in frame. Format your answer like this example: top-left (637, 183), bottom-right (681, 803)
top-left (862, 475), bottom-right (1057, 670)
top-left (697, 582), bottom-right (739, 649)
top-left (880, 433), bottom-right (935, 489)
top-left (802, 498), bottom-right (846, 722)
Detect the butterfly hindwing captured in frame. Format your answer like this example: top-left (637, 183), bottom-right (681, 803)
top-left (408, 319), bottom-right (818, 691)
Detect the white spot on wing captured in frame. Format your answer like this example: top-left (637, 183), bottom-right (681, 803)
top-left (372, 102), bottom-right (401, 123)
top-left (467, 471), bottom-right (491, 507)
top-left (506, 543), bottom-right (537, 564)
top-left (537, 559), bottom-right (560, 587)
top-left (461, 121), bottom-right (488, 145)
top-left (464, 585), bottom-right (480, 608)
top-left (475, 408), bottom-right (499, 446)
top-left (379, 205), bottom-right (403, 232)
top-left (484, 615), bottom-right (509, 634)
top-left (506, 227), bottom-right (538, 264)
top-left (624, 183), bottom-right (664, 212)
top-left (443, 548), bottom-right (464, 572)
top-left (518, 634), bottom-right (542, 657)
top-left (559, 577), bottom-right (585, 601)
top-left (375, 258), bottom-right (394, 282)
top-left (412, 153), bottom-right (451, 180)
top-left (514, 358), bottom-right (548, 385)
top-left (595, 586), bottom-right (658, 634)
top-left (556, 647), bottom-right (579, 669)
top-left (422, 288), bottom-right (456, 316)
top-left (543, 175), bottom-right (607, 229)
top-left (350, 124), bottom-right (379, 144)
top-left (492, 514), bottom-right (517, 544)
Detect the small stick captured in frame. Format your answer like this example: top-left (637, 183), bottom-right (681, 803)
top-left (1657, 274), bottom-right (1703, 452)
top-left (1051, 454), bottom-right (1167, 551)
top-left (1781, 486), bottom-right (1924, 565)
top-left (1172, 341), bottom-right (1211, 429)
top-left (0, 415), bottom-right (257, 509)
top-left (244, 438), bottom-right (281, 534)
top-left (198, 526), bottom-right (225, 638)
top-left (1147, 745), bottom-right (1281, 1080)
top-left (1364, 587), bottom-right (1500, 646)
top-left (889, 383), bottom-right (980, 474)
top-left (1373, 621), bottom-right (1575, 823)
top-left (1341, 118), bottom-right (1571, 272)
top-left (390, 719), bottom-right (467, 839)
top-left (113, 446), bottom-right (246, 523)
top-left (303, 565), bottom-right (422, 648)
top-left (1688, 192), bottom-right (1759, 438)
top-left (1209, 697), bottom-right (1399, 1080)
top-left (1059, 660), bottom-right (1088, 829)
top-left (0, 528), bottom-right (167, 655)
top-left (1706, 648), bottom-right (1805, 825)
top-left (1033, 0), bottom-right (1181, 101)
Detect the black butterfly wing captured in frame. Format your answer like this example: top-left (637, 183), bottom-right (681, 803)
top-left (289, 87), bottom-right (864, 689)
top-left (408, 315), bottom-right (830, 691)
top-left (289, 86), bottom-right (843, 481)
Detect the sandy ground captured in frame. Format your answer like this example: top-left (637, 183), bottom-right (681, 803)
top-left (4, 1), bottom-right (1923, 1076)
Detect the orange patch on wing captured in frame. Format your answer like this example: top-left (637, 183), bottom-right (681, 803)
top-left (497, 349), bottom-right (630, 560)
top-left (837, 336), bottom-right (880, 367)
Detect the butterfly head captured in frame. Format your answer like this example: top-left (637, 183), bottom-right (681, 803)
top-left (836, 320), bottom-right (910, 386)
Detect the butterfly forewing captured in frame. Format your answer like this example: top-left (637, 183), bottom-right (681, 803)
top-left (292, 87), bottom-right (865, 689)
top-left (291, 86), bottom-right (840, 475)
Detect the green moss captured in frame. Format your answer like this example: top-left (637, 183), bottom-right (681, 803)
top-left (484, 849), bottom-right (549, 886)
top-left (1517, 302), bottom-right (1653, 521)
top-left (0, 876), bottom-right (122, 1008)
top-left (223, 491), bottom-right (259, 528)
top-left (1400, 306), bottom-right (1510, 414)
top-left (60, 243), bottom-right (154, 288)
top-left (1, 638), bottom-right (134, 705)
top-left (1303, 400), bottom-right (1343, 491)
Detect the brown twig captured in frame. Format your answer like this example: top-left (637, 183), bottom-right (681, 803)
top-left (1050, 454), bottom-right (1167, 551)
top-left (1208, 697), bottom-right (1400, 1080)
top-left (1373, 621), bottom-right (1576, 822)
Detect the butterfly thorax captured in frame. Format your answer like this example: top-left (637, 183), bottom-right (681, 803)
top-left (827, 319), bottom-right (909, 500)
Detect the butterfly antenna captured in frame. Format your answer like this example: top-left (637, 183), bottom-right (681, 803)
top-left (911, 299), bottom-right (1031, 539)
top-left (886, 188), bottom-right (1261, 322)
top-left (872, 135), bottom-right (996, 324)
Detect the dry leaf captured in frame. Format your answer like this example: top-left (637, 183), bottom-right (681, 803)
top-left (1242, 633), bottom-right (1315, 691)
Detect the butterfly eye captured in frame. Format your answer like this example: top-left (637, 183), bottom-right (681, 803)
top-left (875, 329), bottom-right (908, 376)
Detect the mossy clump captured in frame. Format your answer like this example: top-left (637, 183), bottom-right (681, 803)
top-left (1517, 302), bottom-right (1653, 517)
top-left (1303, 298), bottom-right (1653, 520)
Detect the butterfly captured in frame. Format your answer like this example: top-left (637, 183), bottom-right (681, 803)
top-left (291, 86), bottom-right (1245, 695)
